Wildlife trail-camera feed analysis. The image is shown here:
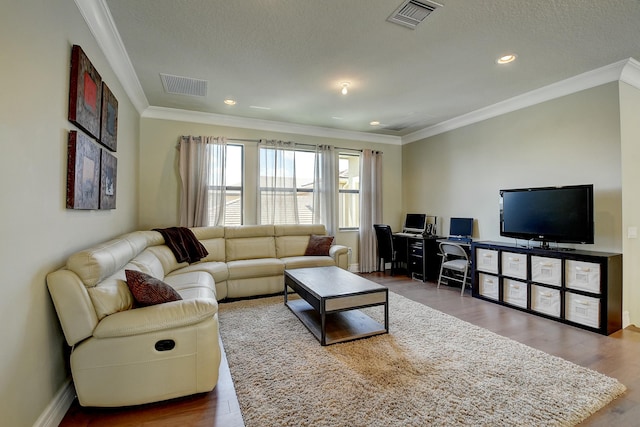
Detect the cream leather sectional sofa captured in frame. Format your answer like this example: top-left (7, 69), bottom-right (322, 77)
top-left (47, 224), bottom-right (348, 407)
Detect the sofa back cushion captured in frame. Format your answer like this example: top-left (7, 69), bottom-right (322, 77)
top-left (67, 231), bottom-right (163, 287)
top-left (130, 248), bottom-right (168, 278)
top-left (274, 224), bottom-right (327, 258)
top-left (225, 225), bottom-right (276, 261)
top-left (191, 226), bottom-right (226, 262)
top-left (87, 267), bottom-right (135, 320)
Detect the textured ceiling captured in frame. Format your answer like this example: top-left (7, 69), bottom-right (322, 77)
top-left (104, 0), bottom-right (640, 138)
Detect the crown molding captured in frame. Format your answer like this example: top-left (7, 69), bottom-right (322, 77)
top-left (620, 57), bottom-right (640, 89)
top-left (402, 58), bottom-right (638, 144)
top-left (74, 0), bottom-right (148, 114)
top-left (142, 107), bottom-right (402, 145)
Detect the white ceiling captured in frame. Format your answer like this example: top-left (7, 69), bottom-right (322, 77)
top-left (96, 0), bottom-right (640, 143)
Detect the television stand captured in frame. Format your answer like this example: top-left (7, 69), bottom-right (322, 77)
top-left (537, 241), bottom-right (575, 251)
top-left (471, 241), bottom-right (622, 335)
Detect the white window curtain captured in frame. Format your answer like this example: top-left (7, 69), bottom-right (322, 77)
top-left (313, 144), bottom-right (338, 235)
top-left (178, 136), bottom-right (227, 227)
top-left (358, 149), bottom-right (383, 273)
top-left (258, 139), bottom-right (299, 224)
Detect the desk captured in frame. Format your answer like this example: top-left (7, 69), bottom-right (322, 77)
top-left (393, 234), bottom-right (442, 281)
top-left (436, 239), bottom-right (472, 251)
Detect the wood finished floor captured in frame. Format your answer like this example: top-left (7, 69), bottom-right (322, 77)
top-left (60, 273), bottom-right (640, 426)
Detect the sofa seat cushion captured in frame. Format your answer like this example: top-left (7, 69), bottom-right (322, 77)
top-left (168, 262), bottom-right (229, 284)
top-left (164, 271), bottom-right (217, 300)
top-left (93, 297), bottom-right (218, 339)
top-left (227, 258), bottom-right (284, 280)
top-left (281, 256), bottom-right (336, 270)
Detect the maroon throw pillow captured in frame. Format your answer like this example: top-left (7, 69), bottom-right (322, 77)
top-left (304, 235), bottom-right (334, 256)
top-left (125, 270), bottom-right (182, 307)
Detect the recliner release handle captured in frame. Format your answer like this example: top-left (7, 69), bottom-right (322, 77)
top-left (155, 339), bottom-right (176, 352)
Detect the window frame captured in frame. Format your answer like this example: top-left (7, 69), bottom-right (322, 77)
top-left (338, 151), bottom-right (360, 231)
top-left (206, 143), bottom-right (244, 226)
top-left (258, 147), bottom-right (316, 225)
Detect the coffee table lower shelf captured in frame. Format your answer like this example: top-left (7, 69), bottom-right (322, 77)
top-left (286, 298), bottom-right (387, 345)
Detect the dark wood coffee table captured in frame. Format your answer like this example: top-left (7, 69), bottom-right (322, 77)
top-left (284, 266), bottom-right (389, 345)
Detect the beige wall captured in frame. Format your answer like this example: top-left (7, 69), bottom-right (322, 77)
top-left (620, 81), bottom-right (640, 326)
top-left (0, 1), bottom-right (140, 425)
top-left (403, 83), bottom-right (622, 252)
top-left (139, 118), bottom-right (404, 265)
top-left (403, 82), bottom-right (629, 317)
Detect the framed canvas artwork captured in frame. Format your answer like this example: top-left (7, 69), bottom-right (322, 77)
top-left (68, 45), bottom-right (102, 139)
top-left (67, 130), bottom-right (100, 209)
top-left (99, 149), bottom-right (117, 209)
top-left (100, 82), bottom-right (118, 151)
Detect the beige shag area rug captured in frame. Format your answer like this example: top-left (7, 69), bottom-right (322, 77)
top-left (218, 292), bottom-right (625, 427)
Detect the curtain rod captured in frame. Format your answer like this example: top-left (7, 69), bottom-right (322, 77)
top-left (227, 139), bottom-right (364, 153)
top-left (179, 137), bottom-right (372, 153)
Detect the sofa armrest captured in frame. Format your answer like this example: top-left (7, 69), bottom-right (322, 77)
top-left (47, 269), bottom-right (99, 347)
top-left (93, 298), bottom-right (218, 339)
top-left (329, 244), bottom-right (349, 270)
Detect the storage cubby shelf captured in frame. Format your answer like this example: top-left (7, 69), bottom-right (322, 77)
top-left (471, 241), bottom-right (622, 335)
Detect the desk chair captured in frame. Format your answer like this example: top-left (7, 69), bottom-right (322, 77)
top-left (437, 242), bottom-right (471, 295)
top-left (373, 224), bottom-right (399, 275)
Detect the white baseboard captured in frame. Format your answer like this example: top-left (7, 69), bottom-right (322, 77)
top-left (348, 263), bottom-right (359, 272)
top-left (33, 378), bottom-right (75, 427)
top-left (623, 310), bottom-right (631, 328)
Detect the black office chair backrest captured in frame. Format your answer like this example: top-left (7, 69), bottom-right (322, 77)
top-left (373, 224), bottom-right (394, 260)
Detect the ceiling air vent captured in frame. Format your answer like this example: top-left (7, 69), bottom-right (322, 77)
top-left (387, 0), bottom-right (442, 29)
top-left (160, 73), bottom-right (208, 97)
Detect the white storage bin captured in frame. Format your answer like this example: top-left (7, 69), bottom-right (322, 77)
top-left (565, 260), bottom-right (601, 294)
top-left (531, 256), bottom-right (561, 287)
top-left (565, 292), bottom-right (600, 329)
top-left (501, 251), bottom-right (527, 279)
top-left (530, 285), bottom-right (560, 317)
top-left (478, 273), bottom-right (499, 300)
top-left (503, 279), bottom-right (527, 309)
top-left (476, 249), bottom-right (498, 274)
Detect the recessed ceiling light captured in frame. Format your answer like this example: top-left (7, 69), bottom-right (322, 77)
top-left (224, 98), bottom-right (236, 106)
top-left (496, 54), bottom-right (517, 64)
top-left (370, 121), bottom-right (381, 126)
top-left (340, 82), bottom-right (351, 95)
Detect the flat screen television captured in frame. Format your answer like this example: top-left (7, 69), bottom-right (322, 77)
top-left (500, 184), bottom-right (594, 247)
top-left (403, 213), bottom-right (426, 234)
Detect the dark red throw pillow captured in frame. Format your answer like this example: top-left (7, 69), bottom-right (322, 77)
top-left (125, 270), bottom-right (182, 307)
top-left (304, 235), bottom-right (334, 256)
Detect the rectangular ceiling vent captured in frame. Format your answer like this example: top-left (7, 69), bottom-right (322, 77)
top-left (160, 73), bottom-right (208, 97)
top-left (387, 0), bottom-right (442, 29)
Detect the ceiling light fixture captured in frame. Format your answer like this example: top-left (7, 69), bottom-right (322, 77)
top-left (496, 54), bottom-right (517, 64)
top-left (370, 121), bottom-right (381, 126)
top-left (340, 82), bottom-right (350, 95)
top-left (224, 98), bottom-right (236, 106)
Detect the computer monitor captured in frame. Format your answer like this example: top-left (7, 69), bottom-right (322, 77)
top-left (449, 217), bottom-right (473, 238)
top-left (403, 213), bottom-right (427, 234)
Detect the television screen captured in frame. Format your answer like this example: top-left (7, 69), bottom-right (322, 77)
top-left (450, 217), bottom-right (473, 237)
top-left (404, 213), bottom-right (426, 233)
top-left (500, 184), bottom-right (594, 245)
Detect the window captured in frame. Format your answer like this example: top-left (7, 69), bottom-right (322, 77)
top-left (206, 144), bottom-right (243, 225)
top-left (338, 153), bottom-right (360, 229)
top-left (258, 147), bottom-right (316, 224)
